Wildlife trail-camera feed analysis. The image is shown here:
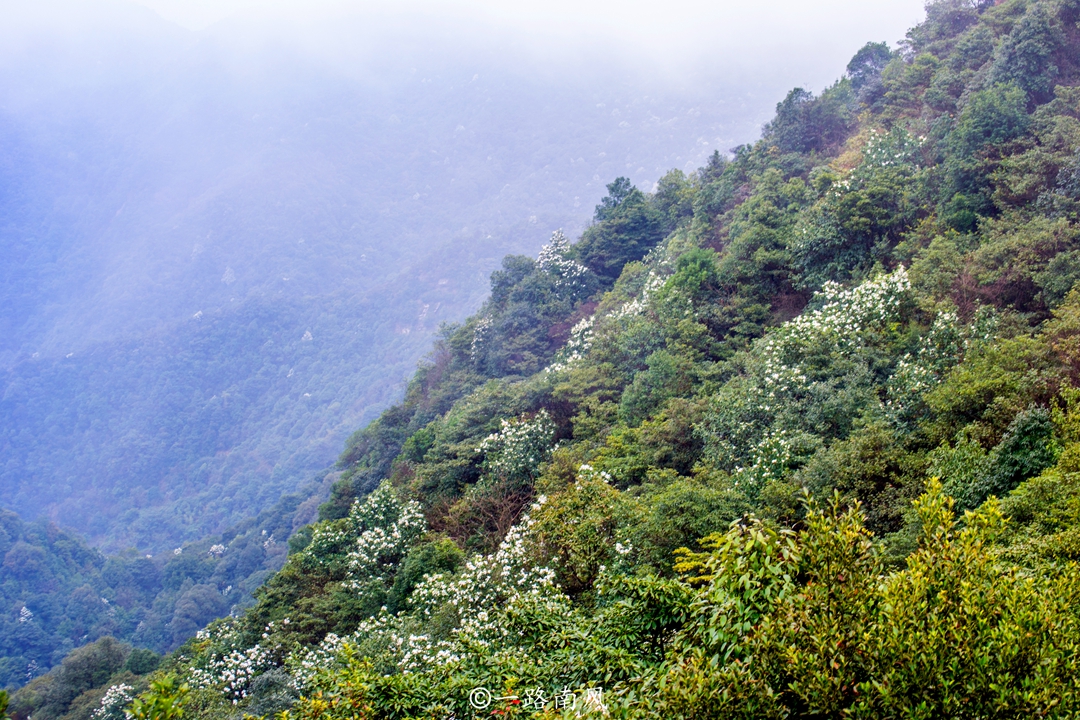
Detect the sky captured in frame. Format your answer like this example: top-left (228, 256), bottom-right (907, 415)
top-left (126, 0), bottom-right (929, 89)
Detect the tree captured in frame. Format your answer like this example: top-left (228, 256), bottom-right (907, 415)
top-left (989, 2), bottom-right (1065, 101)
top-left (846, 41), bottom-right (893, 92)
top-left (763, 84), bottom-right (854, 153)
top-left (593, 176), bottom-right (635, 222)
top-left (574, 178), bottom-right (666, 279)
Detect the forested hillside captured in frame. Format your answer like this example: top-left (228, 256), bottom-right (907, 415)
top-left (14, 0), bottom-right (1080, 716)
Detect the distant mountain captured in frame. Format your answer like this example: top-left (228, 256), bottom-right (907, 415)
top-left (0, 476), bottom-right (322, 691)
top-left (0, 0), bottom-right (782, 551)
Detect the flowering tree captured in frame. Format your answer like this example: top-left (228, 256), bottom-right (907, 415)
top-left (475, 410), bottom-right (556, 483)
top-left (700, 268), bottom-right (912, 492)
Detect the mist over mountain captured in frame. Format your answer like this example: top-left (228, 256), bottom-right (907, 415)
top-left (11, 0), bottom-right (1080, 712)
top-left (0, 0), bottom-right (929, 564)
top-left (0, 4), bottom-right (727, 550)
top-left (0, 0), bottom-right (920, 552)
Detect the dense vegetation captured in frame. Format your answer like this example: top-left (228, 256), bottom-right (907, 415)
top-left (17, 0), bottom-right (1080, 716)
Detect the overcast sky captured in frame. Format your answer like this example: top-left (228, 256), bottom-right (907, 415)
top-left (125, 0), bottom-right (928, 89)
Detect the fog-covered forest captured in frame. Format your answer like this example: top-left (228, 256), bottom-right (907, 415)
top-left (1, 0), bottom-right (921, 686)
top-left (83, 0), bottom-right (1080, 715)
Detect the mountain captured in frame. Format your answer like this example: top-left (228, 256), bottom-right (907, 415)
top-left (0, 0), bottom-right (783, 552)
top-left (19, 0), bottom-right (1080, 716)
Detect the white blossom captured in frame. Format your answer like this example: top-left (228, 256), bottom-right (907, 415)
top-left (92, 683), bottom-right (134, 720)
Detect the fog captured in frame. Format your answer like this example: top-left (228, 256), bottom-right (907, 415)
top-left (5, 0), bottom-right (928, 94)
top-left (131, 0), bottom-right (926, 84)
top-left (0, 0), bottom-right (929, 550)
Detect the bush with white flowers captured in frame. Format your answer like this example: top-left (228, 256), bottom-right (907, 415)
top-left (701, 268), bottom-right (912, 486)
top-left (546, 316), bottom-right (595, 373)
top-left (306, 481), bottom-right (426, 579)
top-left (186, 617), bottom-right (291, 703)
top-left (410, 496), bottom-right (558, 622)
top-left (887, 306), bottom-right (999, 422)
top-left (537, 229), bottom-right (589, 290)
top-left (286, 497), bottom-right (563, 683)
top-left (790, 127), bottom-right (922, 283)
top-left (91, 683), bottom-right (134, 720)
top-left (189, 643), bottom-right (276, 704)
top-left (475, 409), bottom-right (556, 482)
top-left (345, 482), bottom-right (427, 585)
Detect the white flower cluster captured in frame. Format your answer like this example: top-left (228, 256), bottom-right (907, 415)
top-left (91, 683), bottom-right (133, 720)
top-left (612, 271), bottom-right (667, 320)
top-left (292, 613), bottom-right (458, 681)
top-left (305, 522), bottom-right (355, 563)
top-left (537, 229), bottom-right (589, 289)
top-left (733, 427), bottom-right (803, 491)
top-left (287, 631), bottom-right (349, 690)
top-left (286, 498), bottom-right (563, 684)
top-left (187, 618), bottom-right (289, 703)
top-left (703, 269), bottom-right (912, 483)
top-left (576, 464), bottom-right (613, 485)
top-left (821, 128), bottom-right (922, 203)
top-left (793, 127), bottom-right (921, 261)
top-left (345, 487), bottom-right (426, 585)
top-left (475, 409), bottom-right (556, 481)
top-left (208, 544), bottom-right (226, 557)
top-left (779, 267), bottom-right (910, 350)
top-left (190, 643), bottom-right (275, 704)
top-left (859, 126), bottom-right (922, 171)
top-left (195, 621), bottom-right (231, 642)
top-left (307, 483), bottom-right (424, 569)
top-left (410, 496), bottom-right (558, 620)
top-left (887, 310), bottom-right (962, 412)
top-left (18, 606), bottom-right (32, 623)
top-left (471, 316), bottom-right (493, 360)
top-left (886, 307), bottom-right (999, 421)
top-left (748, 267), bottom-right (910, 406)
top-left (546, 315), bottom-right (595, 373)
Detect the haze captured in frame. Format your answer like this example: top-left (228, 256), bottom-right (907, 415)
top-left (132, 0), bottom-right (925, 81)
top-left (0, 0), bottom-right (926, 551)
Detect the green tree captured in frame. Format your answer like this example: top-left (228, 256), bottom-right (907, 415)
top-left (989, 1), bottom-right (1065, 101)
top-left (574, 178), bottom-right (666, 279)
top-left (127, 678), bottom-right (188, 720)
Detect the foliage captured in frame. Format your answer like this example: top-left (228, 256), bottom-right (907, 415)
top-left (126, 678), bottom-right (188, 720)
top-left (763, 83), bottom-right (855, 154)
top-left (574, 179), bottom-right (667, 279)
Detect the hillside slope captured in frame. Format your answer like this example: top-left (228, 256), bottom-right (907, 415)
top-left (15, 0), bottom-right (1080, 716)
